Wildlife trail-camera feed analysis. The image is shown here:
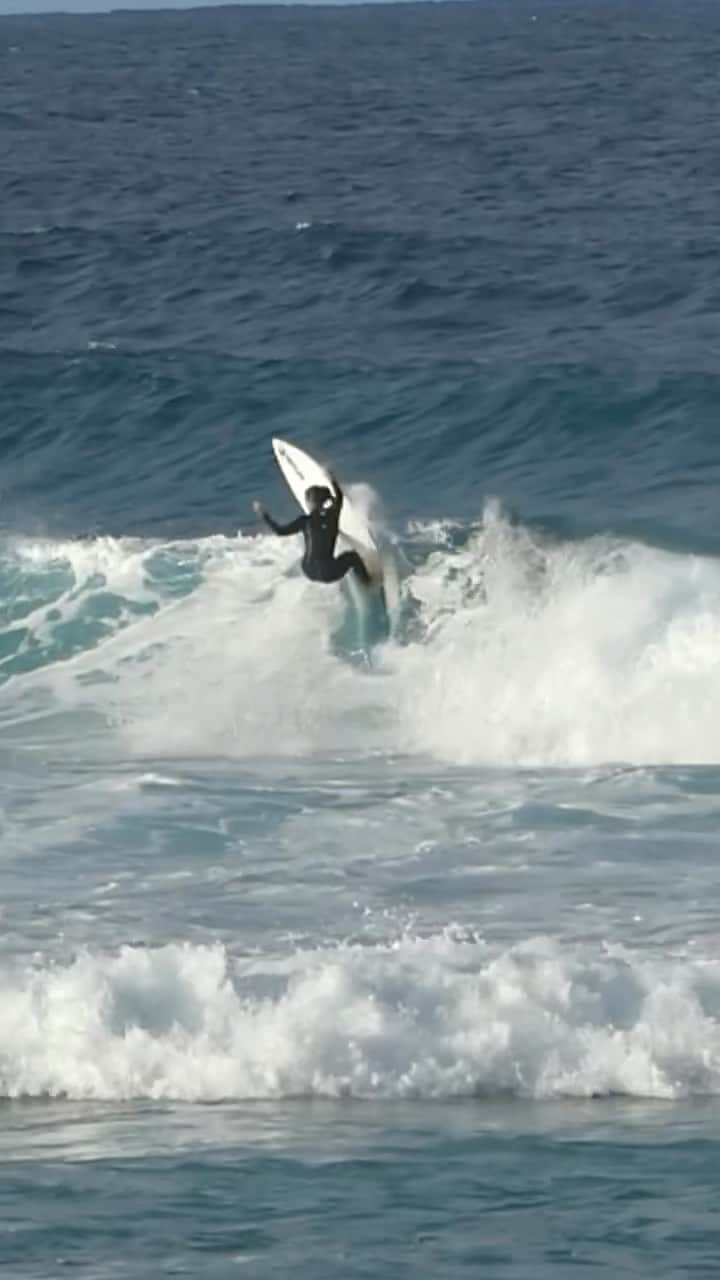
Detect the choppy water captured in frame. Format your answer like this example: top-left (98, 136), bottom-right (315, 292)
top-left (3, 2), bottom-right (720, 1276)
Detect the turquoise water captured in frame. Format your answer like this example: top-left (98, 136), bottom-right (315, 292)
top-left (3, 3), bottom-right (720, 1275)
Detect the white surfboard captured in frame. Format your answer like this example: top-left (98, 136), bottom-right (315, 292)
top-left (271, 437), bottom-right (384, 587)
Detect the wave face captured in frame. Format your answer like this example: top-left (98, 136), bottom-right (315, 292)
top-left (2, 507), bottom-right (720, 767)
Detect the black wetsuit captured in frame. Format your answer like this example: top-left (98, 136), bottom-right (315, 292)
top-left (262, 481), bottom-right (371, 586)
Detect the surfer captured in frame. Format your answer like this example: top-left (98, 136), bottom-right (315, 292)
top-left (253, 477), bottom-right (371, 586)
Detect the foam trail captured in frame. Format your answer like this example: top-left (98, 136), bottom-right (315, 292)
top-left (3, 934), bottom-right (720, 1102)
top-left (0, 528), bottom-right (385, 756)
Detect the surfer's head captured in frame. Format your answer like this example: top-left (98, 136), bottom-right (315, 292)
top-left (305, 485), bottom-right (333, 511)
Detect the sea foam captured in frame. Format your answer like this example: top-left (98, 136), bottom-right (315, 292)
top-left (1, 933), bottom-right (719, 1102)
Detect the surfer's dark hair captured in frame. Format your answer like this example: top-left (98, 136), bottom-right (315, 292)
top-left (305, 485), bottom-right (332, 509)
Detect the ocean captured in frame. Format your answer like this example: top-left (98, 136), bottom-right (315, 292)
top-left (3, 1), bottom-right (720, 1274)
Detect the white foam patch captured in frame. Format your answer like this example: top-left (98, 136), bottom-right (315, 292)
top-left (390, 503), bottom-right (720, 765)
top-left (106, 538), bottom-right (369, 758)
top-left (0, 535), bottom-right (162, 682)
top-left (12, 534), bottom-right (151, 595)
top-left (2, 934), bottom-right (720, 1102)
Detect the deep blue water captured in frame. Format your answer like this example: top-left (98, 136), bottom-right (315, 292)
top-left (3, 2), bottom-right (720, 1276)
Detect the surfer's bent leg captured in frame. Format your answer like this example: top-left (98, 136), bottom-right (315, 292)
top-left (301, 550), bottom-right (371, 586)
top-left (327, 551), bottom-right (371, 586)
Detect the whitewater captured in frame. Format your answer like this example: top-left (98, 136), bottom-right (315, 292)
top-left (3, 504), bottom-right (720, 767)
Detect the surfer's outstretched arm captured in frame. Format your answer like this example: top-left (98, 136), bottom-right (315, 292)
top-left (263, 512), bottom-right (306, 537)
top-left (253, 501), bottom-right (305, 537)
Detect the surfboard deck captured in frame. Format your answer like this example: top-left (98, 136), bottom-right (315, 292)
top-left (271, 437), bottom-right (384, 589)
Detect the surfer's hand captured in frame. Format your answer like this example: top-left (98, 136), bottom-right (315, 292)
top-left (252, 500), bottom-right (264, 516)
